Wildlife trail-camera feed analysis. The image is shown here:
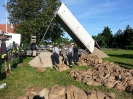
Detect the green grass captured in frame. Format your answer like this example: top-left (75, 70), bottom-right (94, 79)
top-left (103, 49), bottom-right (133, 69)
top-left (0, 49), bottom-right (133, 99)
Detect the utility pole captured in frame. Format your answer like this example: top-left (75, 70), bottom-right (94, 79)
top-left (5, 0), bottom-right (8, 33)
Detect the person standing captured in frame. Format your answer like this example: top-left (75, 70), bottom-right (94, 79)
top-left (52, 44), bottom-right (59, 67)
top-left (73, 44), bottom-right (79, 64)
top-left (67, 44), bottom-right (73, 67)
top-left (0, 40), bottom-right (9, 76)
top-left (1, 40), bottom-right (7, 59)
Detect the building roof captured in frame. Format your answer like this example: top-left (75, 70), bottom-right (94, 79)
top-left (0, 24), bottom-right (14, 33)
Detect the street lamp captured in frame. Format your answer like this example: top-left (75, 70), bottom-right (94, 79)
top-left (5, 0), bottom-right (8, 33)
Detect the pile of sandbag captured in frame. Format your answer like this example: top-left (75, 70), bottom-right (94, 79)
top-left (69, 60), bottom-right (133, 93)
top-left (18, 85), bottom-right (115, 99)
top-left (54, 56), bottom-right (70, 72)
top-left (78, 54), bottom-right (103, 66)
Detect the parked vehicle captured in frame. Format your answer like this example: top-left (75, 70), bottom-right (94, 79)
top-left (44, 45), bottom-right (53, 51)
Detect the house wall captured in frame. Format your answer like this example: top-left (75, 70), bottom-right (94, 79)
top-left (0, 24), bottom-right (14, 33)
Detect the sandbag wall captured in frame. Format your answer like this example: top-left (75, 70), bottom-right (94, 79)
top-left (69, 54), bottom-right (133, 93)
top-left (18, 84), bottom-right (115, 99)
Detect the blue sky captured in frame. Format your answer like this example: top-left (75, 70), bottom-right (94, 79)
top-left (61, 0), bottom-right (133, 38)
top-left (0, 0), bottom-right (6, 24)
top-left (0, 0), bottom-right (133, 39)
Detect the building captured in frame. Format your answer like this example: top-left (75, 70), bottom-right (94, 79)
top-left (0, 24), bottom-right (14, 33)
top-left (0, 24), bottom-right (21, 53)
top-left (0, 24), bottom-right (15, 49)
top-left (0, 24), bottom-right (15, 39)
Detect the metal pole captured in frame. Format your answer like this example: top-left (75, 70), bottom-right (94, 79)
top-left (39, 15), bottom-right (55, 46)
top-left (5, 0), bottom-right (8, 33)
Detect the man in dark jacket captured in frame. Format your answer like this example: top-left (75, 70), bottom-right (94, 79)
top-left (0, 40), bottom-right (9, 76)
top-left (1, 40), bottom-right (7, 59)
top-left (73, 44), bottom-right (79, 64)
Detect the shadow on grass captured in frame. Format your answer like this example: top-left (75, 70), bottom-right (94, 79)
top-left (0, 72), bottom-right (6, 80)
top-left (12, 55), bottom-right (27, 68)
top-left (114, 61), bottom-right (133, 69)
top-left (0, 59), bottom-right (6, 80)
top-left (107, 54), bottom-right (133, 59)
top-left (0, 55), bottom-right (27, 81)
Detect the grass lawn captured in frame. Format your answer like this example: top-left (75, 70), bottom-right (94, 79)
top-left (103, 49), bottom-right (133, 69)
top-left (0, 49), bottom-right (133, 99)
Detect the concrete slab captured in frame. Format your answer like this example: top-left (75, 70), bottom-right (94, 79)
top-left (91, 47), bottom-right (109, 58)
top-left (28, 52), bottom-right (53, 68)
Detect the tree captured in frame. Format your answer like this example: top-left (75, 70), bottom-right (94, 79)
top-left (113, 29), bottom-right (124, 46)
top-left (61, 37), bottom-right (70, 44)
top-left (123, 25), bottom-right (133, 46)
top-left (6, 0), bottom-right (63, 44)
top-left (101, 26), bottom-right (113, 47)
top-left (93, 27), bottom-right (113, 47)
top-left (96, 33), bottom-right (106, 47)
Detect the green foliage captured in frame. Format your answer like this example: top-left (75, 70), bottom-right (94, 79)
top-left (6, 0), bottom-right (63, 44)
top-left (112, 25), bottom-right (133, 46)
top-left (123, 25), bottom-right (133, 46)
top-left (101, 26), bottom-right (113, 46)
top-left (61, 37), bottom-right (70, 44)
top-left (97, 33), bottom-right (106, 47)
top-left (53, 37), bottom-right (73, 45)
top-left (93, 26), bottom-right (113, 47)
top-left (93, 25), bottom-right (133, 47)
top-left (113, 29), bottom-right (123, 46)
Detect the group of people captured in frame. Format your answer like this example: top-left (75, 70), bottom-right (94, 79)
top-left (67, 44), bottom-right (79, 67)
top-left (51, 44), bottom-right (79, 68)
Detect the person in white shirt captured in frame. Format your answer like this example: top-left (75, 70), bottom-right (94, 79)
top-left (67, 44), bottom-right (73, 67)
top-left (52, 44), bottom-right (59, 67)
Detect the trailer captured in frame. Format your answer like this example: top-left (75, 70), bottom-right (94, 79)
top-left (1, 3), bottom-right (102, 57)
top-left (32, 3), bottom-right (101, 56)
top-left (55, 3), bottom-right (95, 53)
